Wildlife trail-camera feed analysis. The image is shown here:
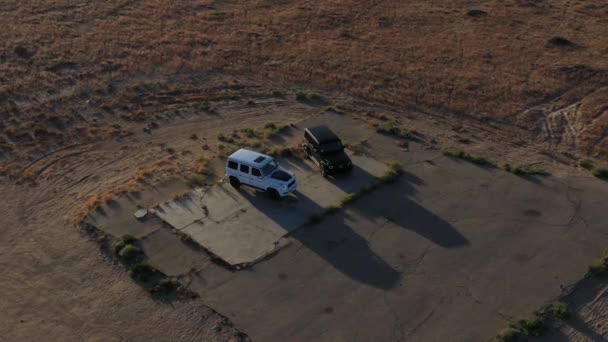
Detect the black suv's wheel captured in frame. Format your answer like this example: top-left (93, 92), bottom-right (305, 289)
top-left (266, 188), bottom-right (280, 200)
top-left (320, 165), bottom-right (328, 177)
top-left (229, 176), bottom-right (241, 188)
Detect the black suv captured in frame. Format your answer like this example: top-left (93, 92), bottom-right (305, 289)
top-left (302, 125), bottom-right (352, 176)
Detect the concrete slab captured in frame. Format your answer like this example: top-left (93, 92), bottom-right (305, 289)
top-left (156, 153), bottom-right (389, 265)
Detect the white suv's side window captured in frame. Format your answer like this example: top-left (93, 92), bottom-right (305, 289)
top-left (240, 164), bottom-right (250, 174)
top-left (251, 168), bottom-right (262, 177)
top-left (228, 161), bottom-right (238, 170)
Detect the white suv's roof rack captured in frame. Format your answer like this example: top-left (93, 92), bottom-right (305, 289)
top-left (228, 149), bottom-right (272, 167)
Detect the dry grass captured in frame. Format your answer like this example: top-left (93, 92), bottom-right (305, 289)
top-left (1, 0), bottom-right (607, 175)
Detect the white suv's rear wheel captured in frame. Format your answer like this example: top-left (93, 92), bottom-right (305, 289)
top-left (229, 176), bottom-right (241, 188)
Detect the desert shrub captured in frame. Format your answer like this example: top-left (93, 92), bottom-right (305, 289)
top-left (217, 133), bottom-right (234, 143)
top-left (551, 302), bottom-right (570, 320)
top-left (503, 163), bottom-right (549, 176)
top-left (113, 234), bottom-right (136, 254)
top-left (444, 149), bottom-right (494, 167)
top-left (262, 122), bottom-right (288, 139)
top-left (494, 327), bottom-right (519, 342)
top-left (589, 249), bottom-right (608, 275)
top-left (266, 146), bottom-right (296, 158)
top-left (14, 45), bottom-right (32, 58)
top-left (272, 90), bottom-right (285, 98)
top-left (376, 121), bottom-right (415, 140)
top-left (129, 262), bottom-right (157, 281)
top-left (118, 244), bottom-right (142, 260)
top-left (295, 90), bottom-right (321, 101)
top-left (591, 167), bottom-right (608, 180)
top-left (549, 36), bottom-right (576, 48)
top-left (241, 127), bottom-right (257, 138)
top-left (467, 9), bottom-right (487, 17)
top-left (520, 313), bottom-right (544, 337)
top-left (380, 162), bottom-right (404, 183)
top-left (190, 133), bottom-right (198, 140)
top-left (578, 160), bottom-right (593, 170)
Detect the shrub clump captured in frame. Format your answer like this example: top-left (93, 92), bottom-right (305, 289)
top-left (262, 122), bottom-right (289, 139)
top-left (380, 162), bottom-right (404, 183)
top-left (591, 167), bottom-right (608, 180)
top-left (551, 302), bottom-right (570, 320)
top-left (493, 327), bottom-right (519, 342)
top-left (113, 234), bottom-right (137, 254)
top-left (376, 121), bottom-right (416, 140)
top-left (118, 244), bottom-right (143, 260)
top-left (503, 163), bottom-right (549, 176)
top-left (519, 313), bottom-right (544, 337)
top-left (443, 149), bottom-right (494, 167)
top-left (548, 36), bottom-right (577, 48)
top-left (295, 90), bottom-right (321, 102)
top-left (589, 248), bottom-right (608, 275)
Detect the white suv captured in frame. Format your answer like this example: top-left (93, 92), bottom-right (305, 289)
top-left (226, 149), bottom-right (297, 199)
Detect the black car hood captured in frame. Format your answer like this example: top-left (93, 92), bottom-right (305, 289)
top-left (322, 151), bottom-right (351, 164)
top-left (270, 169), bottom-right (292, 181)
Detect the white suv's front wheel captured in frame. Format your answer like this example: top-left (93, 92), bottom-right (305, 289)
top-left (266, 188), bottom-right (280, 200)
top-left (229, 176), bottom-right (241, 188)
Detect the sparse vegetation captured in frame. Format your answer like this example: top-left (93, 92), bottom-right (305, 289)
top-left (113, 234), bottom-right (137, 254)
top-left (375, 121), bottom-right (416, 140)
top-left (443, 149), bottom-right (494, 167)
top-left (519, 313), bottom-right (545, 337)
top-left (117, 244), bottom-right (142, 260)
top-left (266, 146), bottom-right (299, 158)
top-left (380, 162), bottom-right (404, 183)
top-left (551, 302), bottom-right (570, 320)
top-left (295, 90), bottom-right (321, 102)
top-left (589, 248), bottom-right (608, 275)
top-left (262, 122), bottom-right (289, 139)
top-left (503, 163), bottom-right (549, 176)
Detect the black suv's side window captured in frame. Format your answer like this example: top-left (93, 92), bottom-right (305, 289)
top-left (228, 161), bottom-right (238, 169)
top-left (251, 168), bottom-right (262, 177)
top-left (240, 164), bottom-right (250, 173)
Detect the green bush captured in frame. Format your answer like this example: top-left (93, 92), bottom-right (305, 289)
top-left (444, 149), bottom-right (494, 167)
top-left (551, 302), bottom-right (570, 320)
top-left (113, 234), bottom-right (136, 254)
top-left (118, 244), bottom-right (142, 260)
top-left (503, 163), bottom-right (549, 176)
top-left (262, 123), bottom-right (289, 139)
top-left (592, 167), bottom-right (608, 180)
top-left (295, 90), bottom-right (321, 101)
top-left (521, 313), bottom-right (544, 337)
top-left (589, 249), bottom-right (608, 275)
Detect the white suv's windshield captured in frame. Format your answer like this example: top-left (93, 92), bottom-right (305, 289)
top-left (261, 160), bottom-right (278, 176)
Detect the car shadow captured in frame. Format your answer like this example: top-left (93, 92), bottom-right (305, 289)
top-left (240, 189), bottom-right (400, 290)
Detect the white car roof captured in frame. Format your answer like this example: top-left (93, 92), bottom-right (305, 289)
top-left (228, 149), bottom-right (273, 167)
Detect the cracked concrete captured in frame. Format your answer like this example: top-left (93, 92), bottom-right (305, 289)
top-left (87, 113), bottom-right (608, 341)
